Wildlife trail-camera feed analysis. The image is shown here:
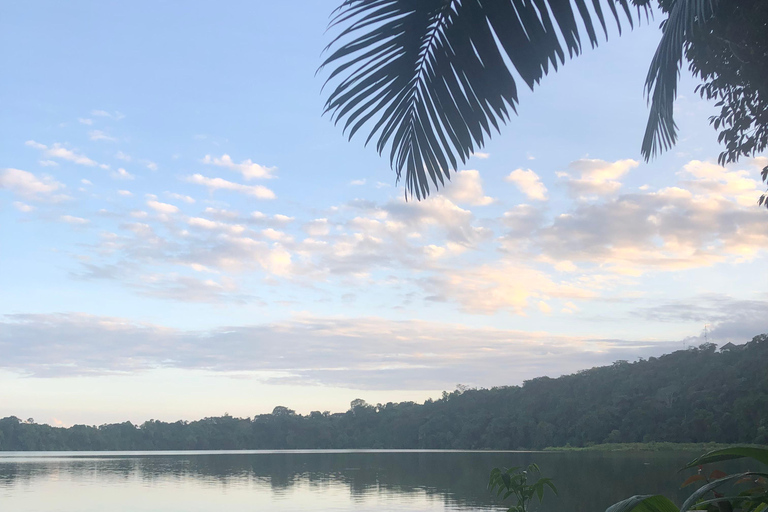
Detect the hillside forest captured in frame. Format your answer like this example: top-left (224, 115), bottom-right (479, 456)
top-left (1, 334), bottom-right (766, 451)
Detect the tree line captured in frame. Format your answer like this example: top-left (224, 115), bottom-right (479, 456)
top-left (1, 334), bottom-right (766, 451)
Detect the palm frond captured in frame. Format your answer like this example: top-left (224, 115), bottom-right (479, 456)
top-left (640, 0), bottom-right (718, 160)
top-left (320, 0), bottom-right (640, 199)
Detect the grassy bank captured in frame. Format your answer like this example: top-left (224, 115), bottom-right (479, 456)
top-left (543, 442), bottom-right (741, 452)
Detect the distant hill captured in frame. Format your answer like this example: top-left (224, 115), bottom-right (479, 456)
top-left (1, 334), bottom-right (766, 451)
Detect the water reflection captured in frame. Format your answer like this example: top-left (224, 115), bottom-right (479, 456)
top-left (0, 450), bottom-right (752, 512)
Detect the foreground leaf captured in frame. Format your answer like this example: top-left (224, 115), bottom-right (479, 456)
top-left (685, 447), bottom-right (768, 468)
top-left (606, 494), bottom-right (680, 512)
top-left (321, 0), bottom-right (638, 199)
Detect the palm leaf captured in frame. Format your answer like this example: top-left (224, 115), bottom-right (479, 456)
top-left (320, 0), bottom-right (640, 199)
top-left (605, 494), bottom-right (680, 512)
top-left (640, 0), bottom-right (718, 160)
top-left (679, 472), bottom-right (768, 512)
top-left (683, 446), bottom-right (768, 468)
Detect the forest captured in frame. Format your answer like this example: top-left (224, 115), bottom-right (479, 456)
top-left (1, 334), bottom-right (766, 451)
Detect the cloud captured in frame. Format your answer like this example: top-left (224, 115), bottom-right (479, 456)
top-left (633, 294), bottom-right (768, 345)
top-left (111, 167), bottom-right (134, 180)
top-left (678, 160), bottom-right (760, 207)
top-left (89, 130), bottom-right (117, 142)
top-left (13, 201), bottom-right (35, 212)
top-left (0, 168), bottom-right (66, 201)
top-left (503, 159), bottom-right (768, 275)
top-left (145, 161), bottom-right (158, 171)
top-left (38, 160), bottom-right (59, 167)
top-left (0, 313), bottom-right (684, 387)
top-left (442, 170), bottom-right (494, 206)
top-left (560, 158), bottom-right (639, 199)
top-left (472, 152), bottom-right (490, 159)
top-left (350, 179), bottom-right (366, 186)
top-left (146, 200), bottom-right (179, 214)
top-left (118, 190), bottom-right (133, 196)
top-left (166, 192), bottom-right (195, 204)
top-left (78, 118), bottom-right (93, 125)
top-left (115, 151), bottom-right (131, 162)
top-left (134, 273), bottom-right (251, 303)
top-left (203, 154), bottom-right (275, 180)
top-left (505, 169), bottom-right (548, 200)
top-left (423, 262), bottom-right (595, 315)
top-left (185, 174), bottom-right (276, 199)
top-left (187, 216), bottom-right (245, 235)
top-left (60, 215), bottom-right (89, 225)
top-left (25, 140), bottom-right (98, 167)
top-left (91, 110), bottom-right (125, 120)
top-left (51, 158), bottom-right (767, 313)
top-left (304, 218), bottom-right (330, 236)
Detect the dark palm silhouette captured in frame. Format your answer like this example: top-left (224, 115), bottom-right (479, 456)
top-left (319, 0), bottom-right (721, 199)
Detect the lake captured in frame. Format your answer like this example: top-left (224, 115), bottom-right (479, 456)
top-left (0, 449), bottom-right (745, 511)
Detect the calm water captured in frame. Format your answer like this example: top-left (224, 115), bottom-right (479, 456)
top-left (0, 450), bottom-right (750, 511)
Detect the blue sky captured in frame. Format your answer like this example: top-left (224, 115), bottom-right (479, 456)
top-left (1, 1), bottom-right (766, 426)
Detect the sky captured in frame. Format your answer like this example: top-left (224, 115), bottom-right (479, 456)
top-left (1, 1), bottom-right (767, 427)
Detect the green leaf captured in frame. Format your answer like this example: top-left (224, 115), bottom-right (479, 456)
top-left (680, 473), bottom-right (768, 512)
top-left (605, 495), bottom-right (680, 512)
top-left (685, 447), bottom-right (768, 469)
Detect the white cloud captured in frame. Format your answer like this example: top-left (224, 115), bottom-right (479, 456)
top-left (13, 201), bottom-right (35, 212)
top-left (304, 218), bottom-right (330, 236)
top-left (145, 161), bottom-right (158, 171)
top-left (505, 169), bottom-right (548, 201)
top-left (25, 140), bottom-right (98, 167)
top-left (111, 167), bottom-right (134, 180)
top-left (185, 174), bottom-right (276, 199)
top-left (679, 160), bottom-right (760, 206)
top-left (146, 200), bottom-right (179, 214)
top-left (89, 130), bottom-right (117, 142)
top-left (115, 151), bottom-right (131, 162)
top-left (560, 158), bottom-right (639, 199)
top-left (202, 154), bottom-right (275, 180)
top-left (91, 110), bottom-right (124, 120)
top-left (187, 216), bottom-right (245, 235)
top-left (0, 313), bottom-right (683, 388)
top-left (503, 159), bottom-right (768, 275)
top-left (273, 214), bottom-right (294, 224)
top-left (425, 262), bottom-right (595, 315)
top-left (262, 228), bottom-right (293, 242)
top-left (0, 168), bottom-right (65, 200)
top-left (118, 190), bottom-right (133, 196)
top-left (473, 152), bottom-right (490, 159)
top-left (38, 160), bottom-right (59, 167)
top-left (166, 192), bottom-right (195, 204)
top-left (78, 118), bottom-right (93, 125)
top-left (60, 215), bottom-right (89, 225)
top-left (81, 179), bottom-right (92, 186)
top-left (350, 179), bottom-right (366, 186)
top-left (443, 170), bottom-right (494, 206)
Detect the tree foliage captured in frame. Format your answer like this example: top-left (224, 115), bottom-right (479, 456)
top-left (2, 334), bottom-right (767, 451)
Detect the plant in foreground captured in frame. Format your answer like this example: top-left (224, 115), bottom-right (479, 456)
top-left (606, 446), bottom-right (768, 512)
top-left (488, 463), bottom-right (557, 512)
